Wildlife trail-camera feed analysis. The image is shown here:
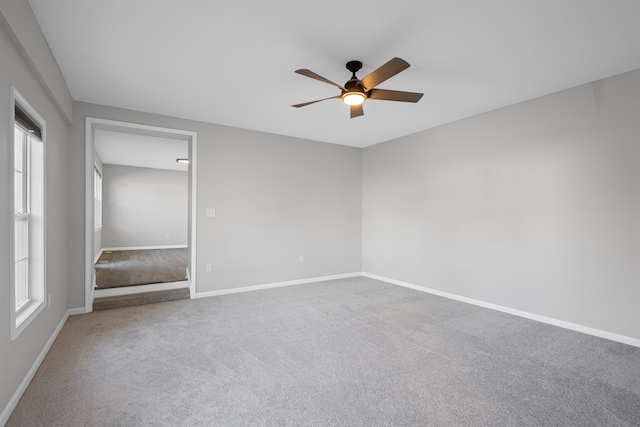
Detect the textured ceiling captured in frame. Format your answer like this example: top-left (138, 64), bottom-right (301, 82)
top-left (29, 0), bottom-right (640, 148)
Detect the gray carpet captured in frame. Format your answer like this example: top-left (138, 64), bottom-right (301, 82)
top-left (8, 277), bottom-right (640, 426)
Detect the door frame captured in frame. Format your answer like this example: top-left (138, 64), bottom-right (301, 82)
top-left (84, 117), bottom-right (198, 312)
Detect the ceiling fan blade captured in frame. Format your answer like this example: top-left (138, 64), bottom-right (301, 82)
top-left (295, 69), bottom-right (346, 90)
top-left (292, 95), bottom-right (340, 108)
top-left (350, 104), bottom-right (364, 118)
top-left (361, 57), bottom-right (410, 91)
top-left (368, 88), bottom-right (423, 103)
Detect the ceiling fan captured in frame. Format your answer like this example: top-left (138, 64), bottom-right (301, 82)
top-left (292, 57), bottom-right (423, 118)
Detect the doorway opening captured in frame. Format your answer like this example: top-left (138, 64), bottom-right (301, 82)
top-left (84, 118), bottom-right (197, 312)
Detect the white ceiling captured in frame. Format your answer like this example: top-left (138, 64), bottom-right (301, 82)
top-left (29, 0), bottom-right (640, 148)
top-left (95, 130), bottom-right (188, 172)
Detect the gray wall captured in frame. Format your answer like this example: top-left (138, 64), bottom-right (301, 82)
top-left (197, 125), bottom-right (363, 291)
top-left (363, 69), bottom-right (640, 340)
top-left (68, 101), bottom-right (363, 306)
top-left (102, 164), bottom-right (188, 248)
top-left (0, 0), bottom-right (73, 123)
top-left (0, 1), bottom-right (73, 419)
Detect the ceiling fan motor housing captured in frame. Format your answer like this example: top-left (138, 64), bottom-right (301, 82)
top-left (344, 78), bottom-right (365, 92)
top-left (344, 60), bottom-right (366, 100)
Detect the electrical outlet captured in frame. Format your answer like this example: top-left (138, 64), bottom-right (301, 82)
top-left (299, 255), bottom-right (304, 263)
top-left (206, 263), bottom-right (212, 272)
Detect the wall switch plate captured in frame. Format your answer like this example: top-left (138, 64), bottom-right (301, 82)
top-left (206, 263), bottom-right (212, 272)
top-left (299, 255), bottom-right (304, 263)
top-left (206, 208), bottom-right (216, 218)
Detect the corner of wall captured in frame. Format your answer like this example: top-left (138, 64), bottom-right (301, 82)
top-left (0, 0), bottom-right (74, 124)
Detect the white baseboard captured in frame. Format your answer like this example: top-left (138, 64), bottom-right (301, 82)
top-left (101, 245), bottom-right (187, 252)
top-left (0, 307), bottom-right (82, 425)
top-left (195, 272), bottom-right (361, 299)
top-left (363, 272), bottom-right (640, 348)
top-left (68, 307), bottom-right (86, 316)
top-left (94, 281), bottom-right (188, 298)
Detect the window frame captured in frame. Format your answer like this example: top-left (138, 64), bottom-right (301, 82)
top-left (14, 126), bottom-right (31, 311)
top-left (94, 165), bottom-right (102, 230)
top-left (10, 87), bottom-right (47, 340)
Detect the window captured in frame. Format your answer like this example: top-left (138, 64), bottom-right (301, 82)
top-left (11, 88), bottom-right (46, 340)
top-left (94, 166), bottom-right (102, 230)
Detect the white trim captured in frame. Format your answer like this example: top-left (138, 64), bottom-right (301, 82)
top-left (10, 87), bottom-right (48, 340)
top-left (67, 307), bottom-right (85, 316)
top-left (93, 164), bottom-right (102, 230)
top-left (186, 266), bottom-right (192, 299)
top-left (0, 308), bottom-right (81, 425)
top-left (13, 300), bottom-right (46, 340)
top-left (85, 117), bottom-right (197, 313)
top-left (84, 118), bottom-right (94, 312)
top-left (94, 281), bottom-right (188, 298)
top-left (189, 132), bottom-right (197, 299)
top-left (195, 272), bottom-right (362, 299)
top-left (101, 245), bottom-right (188, 252)
top-left (363, 272), bottom-right (640, 349)
top-left (94, 248), bottom-right (103, 264)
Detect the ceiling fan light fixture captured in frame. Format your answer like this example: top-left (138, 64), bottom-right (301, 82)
top-left (294, 58), bottom-right (422, 118)
top-left (342, 91), bottom-right (366, 106)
